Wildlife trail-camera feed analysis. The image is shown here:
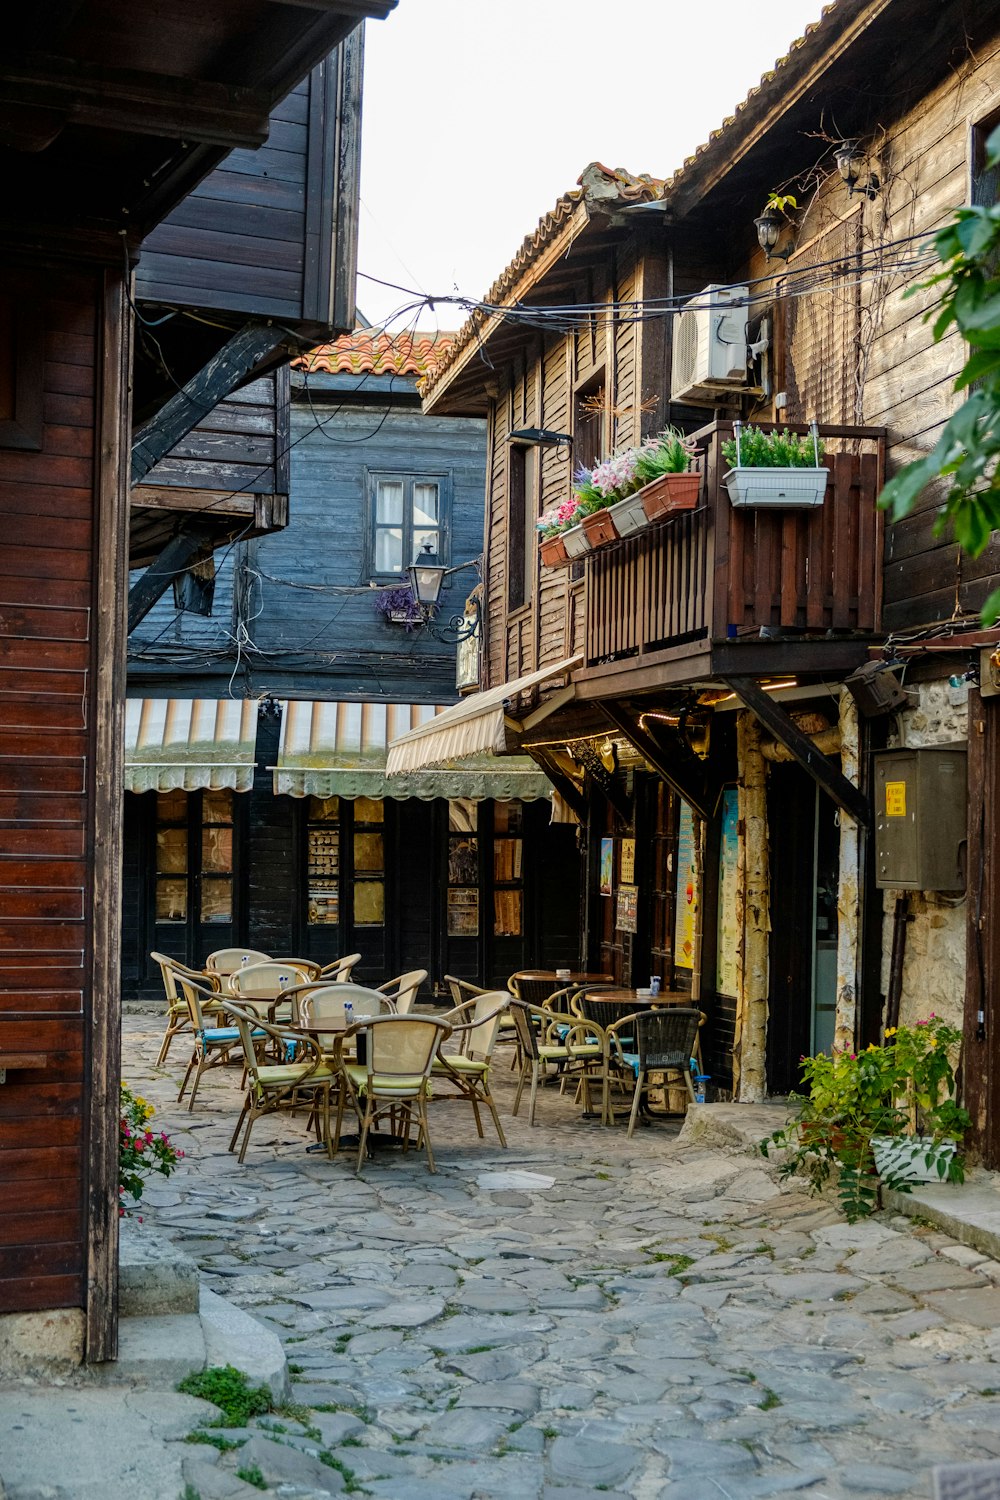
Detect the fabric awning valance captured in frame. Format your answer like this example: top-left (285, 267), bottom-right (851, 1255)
top-left (386, 655), bottom-right (581, 774)
top-left (124, 699), bottom-right (259, 794)
top-left (273, 699), bottom-right (553, 801)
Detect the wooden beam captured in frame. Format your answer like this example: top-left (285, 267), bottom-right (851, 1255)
top-left (131, 485), bottom-right (256, 518)
top-left (599, 703), bottom-right (714, 822)
top-left (0, 55), bottom-right (273, 147)
top-left (128, 524), bottom-right (214, 634)
top-left (530, 750), bottom-right (587, 823)
top-left (719, 676), bottom-right (871, 828)
top-left (131, 325), bottom-right (285, 487)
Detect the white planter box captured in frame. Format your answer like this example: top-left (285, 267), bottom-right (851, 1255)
top-left (724, 466), bottom-right (829, 510)
top-left (607, 491), bottom-right (651, 537)
top-left (871, 1134), bottom-right (958, 1184)
top-left (562, 523), bottom-right (592, 559)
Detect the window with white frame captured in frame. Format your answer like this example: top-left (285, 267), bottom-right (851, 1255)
top-left (369, 471), bottom-right (448, 576)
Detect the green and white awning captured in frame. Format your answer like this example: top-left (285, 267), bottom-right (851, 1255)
top-left (273, 699), bottom-right (553, 801)
top-left (124, 699), bottom-right (258, 794)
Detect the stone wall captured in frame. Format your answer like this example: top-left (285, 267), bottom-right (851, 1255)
top-left (878, 675), bottom-right (968, 1033)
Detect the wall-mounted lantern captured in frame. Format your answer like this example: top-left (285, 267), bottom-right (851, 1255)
top-left (835, 139), bottom-right (880, 200)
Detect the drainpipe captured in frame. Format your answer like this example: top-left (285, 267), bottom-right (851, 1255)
top-left (835, 689), bottom-right (862, 1053)
top-left (735, 709), bottom-right (769, 1101)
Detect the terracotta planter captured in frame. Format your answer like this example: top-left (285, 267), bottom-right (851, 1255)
top-left (581, 508), bottom-right (618, 547)
top-left (539, 533), bottom-right (572, 569)
top-left (640, 470), bottom-right (701, 519)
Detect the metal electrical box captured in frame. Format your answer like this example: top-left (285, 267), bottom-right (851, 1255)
top-left (874, 746), bottom-right (967, 892)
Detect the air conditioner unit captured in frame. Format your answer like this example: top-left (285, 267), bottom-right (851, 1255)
top-left (671, 284), bottom-right (749, 405)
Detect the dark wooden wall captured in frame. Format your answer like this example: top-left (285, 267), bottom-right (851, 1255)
top-left (0, 263), bottom-right (128, 1346)
top-left (127, 376), bottom-right (487, 701)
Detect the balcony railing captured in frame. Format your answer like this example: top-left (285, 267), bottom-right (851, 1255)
top-left (584, 420), bottom-right (885, 671)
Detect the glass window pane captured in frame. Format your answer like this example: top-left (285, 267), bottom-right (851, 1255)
top-left (202, 789), bottom-right (233, 824)
top-left (448, 798), bottom-right (477, 834)
top-left (494, 802), bottom-right (523, 834)
top-left (308, 886), bottom-right (339, 925)
top-left (156, 789), bottom-right (187, 823)
top-left (376, 480), bottom-right (404, 524)
top-left (449, 837), bottom-right (478, 884)
top-left (354, 797), bottom-right (384, 824)
top-left (202, 825), bottom-right (233, 875)
top-left (156, 827), bottom-right (187, 876)
top-left (411, 528), bottom-right (440, 563)
top-left (413, 482), bottom-right (439, 526)
top-left (375, 526), bottom-right (404, 573)
top-left (156, 877), bottom-right (187, 923)
top-left (307, 796), bottom-right (340, 823)
top-left (354, 879), bottom-right (385, 925)
top-left (494, 889), bottom-right (522, 937)
top-left (354, 832), bottom-right (384, 873)
top-left (201, 877), bottom-right (232, 924)
top-left (494, 838), bottom-right (522, 882)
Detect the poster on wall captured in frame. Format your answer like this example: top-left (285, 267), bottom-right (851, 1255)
top-left (599, 837), bottom-right (614, 896)
top-left (447, 887), bottom-right (479, 937)
top-left (620, 837), bottom-right (636, 884)
top-left (717, 787), bottom-right (740, 996)
top-left (616, 883), bottom-right (638, 933)
top-left (673, 802), bottom-right (697, 969)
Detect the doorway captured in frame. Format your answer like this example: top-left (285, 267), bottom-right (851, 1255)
top-left (766, 765), bottom-right (839, 1094)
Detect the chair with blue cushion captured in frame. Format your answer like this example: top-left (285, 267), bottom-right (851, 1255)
top-left (151, 952), bottom-right (222, 1066)
top-left (607, 1007), bottom-right (705, 1137)
top-left (175, 973), bottom-right (264, 1111)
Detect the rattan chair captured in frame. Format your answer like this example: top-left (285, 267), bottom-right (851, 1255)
top-left (333, 1014), bottom-right (451, 1174)
top-left (508, 998), bottom-right (602, 1126)
top-left (607, 1007), bottom-right (705, 1136)
top-left (226, 1003), bottom-right (336, 1163)
top-left (175, 973), bottom-right (263, 1111)
top-left (150, 952), bottom-right (222, 1065)
top-left (205, 947), bottom-right (271, 977)
top-left (292, 983), bottom-right (393, 1050)
top-left (318, 952), bottom-right (362, 982)
top-left (376, 969), bottom-right (427, 1015)
top-left (433, 990), bottom-right (509, 1145)
top-left (227, 960), bottom-right (316, 1021)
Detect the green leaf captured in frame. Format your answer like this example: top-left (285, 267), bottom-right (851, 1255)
top-left (981, 585), bottom-right (1000, 629)
top-left (955, 350), bottom-right (1000, 390)
top-left (987, 120), bottom-right (1000, 168)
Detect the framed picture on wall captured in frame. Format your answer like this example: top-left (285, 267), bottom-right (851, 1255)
top-left (599, 837), bottom-right (614, 896)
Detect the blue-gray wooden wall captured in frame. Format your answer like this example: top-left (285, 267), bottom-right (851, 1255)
top-left (127, 371), bottom-right (487, 702)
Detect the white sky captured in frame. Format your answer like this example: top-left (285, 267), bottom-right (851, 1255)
top-left (356, 0), bottom-right (828, 332)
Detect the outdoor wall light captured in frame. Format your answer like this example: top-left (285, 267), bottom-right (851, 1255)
top-left (508, 427), bottom-right (574, 456)
top-left (754, 208), bottom-right (794, 262)
top-left (407, 544), bottom-right (482, 643)
top-left (835, 139), bottom-right (880, 200)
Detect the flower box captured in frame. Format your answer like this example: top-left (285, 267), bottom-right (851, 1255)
top-left (871, 1134), bottom-right (959, 1185)
top-left (581, 509), bottom-right (618, 547)
top-left (539, 533), bottom-right (572, 569)
top-left (724, 466), bottom-right (829, 510)
top-left (640, 470), bottom-right (701, 520)
top-left (607, 491), bottom-right (651, 538)
top-left (562, 522), bottom-right (592, 559)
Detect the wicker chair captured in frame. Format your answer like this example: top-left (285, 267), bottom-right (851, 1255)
top-left (507, 998), bottom-right (602, 1126)
top-left (205, 947), bottom-right (271, 977)
top-left (150, 952), bottom-right (222, 1065)
top-left (226, 1004), bottom-right (337, 1163)
top-left (175, 973), bottom-right (263, 1111)
top-left (292, 983), bottom-right (394, 1050)
top-left (333, 1014), bottom-right (451, 1174)
top-left (226, 960), bottom-right (317, 1021)
top-left (607, 1007), bottom-right (705, 1136)
top-left (318, 952), bottom-right (362, 982)
top-left (376, 969), bottom-right (427, 1015)
top-left (433, 990), bottom-right (509, 1145)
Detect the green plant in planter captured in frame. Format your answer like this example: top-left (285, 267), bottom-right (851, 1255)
top-left (761, 1015), bottom-right (969, 1222)
top-left (722, 426), bottom-right (826, 469)
top-left (634, 428), bottom-right (698, 482)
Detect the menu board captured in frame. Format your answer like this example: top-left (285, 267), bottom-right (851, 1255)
top-left (616, 884), bottom-right (638, 934)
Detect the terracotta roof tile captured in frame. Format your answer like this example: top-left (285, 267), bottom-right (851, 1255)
top-left (294, 329), bottom-right (457, 379)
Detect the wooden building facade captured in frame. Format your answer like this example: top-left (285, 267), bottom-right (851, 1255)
top-left (413, 0), bottom-right (1000, 1139)
top-left (0, 0), bottom-right (395, 1366)
top-left (123, 338), bottom-right (581, 1001)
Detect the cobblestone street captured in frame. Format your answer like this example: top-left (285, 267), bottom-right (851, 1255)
top-left (122, 1013), bottom-right (1000, 1500)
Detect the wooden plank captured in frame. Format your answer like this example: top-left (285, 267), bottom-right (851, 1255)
top-left (0, 1274), bottom-right (83, 1314)
top-left (131, 485), bottom-right (256, 517)
top-left (830, 453), bottom-right (855, 630)
top-left (856, 452), bottom-right (878, 630)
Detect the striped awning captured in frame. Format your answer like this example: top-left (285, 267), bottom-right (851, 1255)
top-left (273, 699), bottom-right (553, 801)
top-left (124, 699), bottom-right (258, 794)
top-left (386, 655), bottom-right (581, 774)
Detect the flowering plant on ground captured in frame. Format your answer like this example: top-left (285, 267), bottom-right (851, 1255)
top-left (760, 1016), bottom-right (969, 1222)
top-left (120, 1082), bottom-right (183, 1218)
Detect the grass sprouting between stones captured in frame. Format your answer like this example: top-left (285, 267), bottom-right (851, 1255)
top-left (177, 1365), bottom-right (272, 1426)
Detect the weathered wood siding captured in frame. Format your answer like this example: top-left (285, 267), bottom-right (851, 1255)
top-left (128, 380), bottom-right (486, 703)
top-left (0, 266), bottom-right (128, 1332)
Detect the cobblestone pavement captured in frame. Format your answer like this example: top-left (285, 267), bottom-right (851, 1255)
top-left (123, 1013), bottom-right (1000, 1500)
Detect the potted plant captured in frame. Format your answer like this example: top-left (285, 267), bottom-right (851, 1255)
top-left (721, 421), bottom-right (828, 509)
top-left (372, 584), bottom-right (423, 629)
top-left (631, 428), bottom-right (701, 521)
top-left (760, 1015), bottom-right (969, 1222)
top-left (537, 500), bottom-right (580, 568)
top-left (573, 466), bottom-right (618, 548)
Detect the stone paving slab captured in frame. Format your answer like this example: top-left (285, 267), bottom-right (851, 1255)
top-left (8, 1015), bottom-right (1000, 1500)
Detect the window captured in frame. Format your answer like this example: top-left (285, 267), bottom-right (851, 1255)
top-left (154, 788), bottom-right (234, 926)
top-left (492, 802), bottom-right (523, 937)
top-left (306, 796), bottom-right (340, 925)
top-left (574, 375), bottom-right (606, 470)
top-left (352, 797), bottom-right (385, 926)
top-left (369, 471), bottom-right (448, 577)
top-left (507, 445), bottom-right (536, 611)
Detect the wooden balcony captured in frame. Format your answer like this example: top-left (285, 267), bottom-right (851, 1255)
top-left (578, 420), bottom-right (885, 694)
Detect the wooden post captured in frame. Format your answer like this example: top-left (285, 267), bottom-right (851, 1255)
top-left (835, 689), bottom-right (861, 1054)
top-left (690, 811), bottom-right (704, 1009)
top-left (735, 710), bottom-right (769, 1101)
